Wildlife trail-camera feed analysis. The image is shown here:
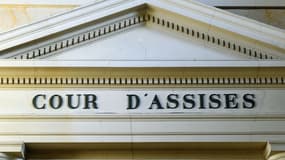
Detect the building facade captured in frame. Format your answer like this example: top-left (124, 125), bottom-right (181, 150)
top-left (0, 0), bottom-right (284, 159)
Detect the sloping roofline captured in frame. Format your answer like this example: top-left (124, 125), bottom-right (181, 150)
top-left (0, 0), bottom-right (284, 52)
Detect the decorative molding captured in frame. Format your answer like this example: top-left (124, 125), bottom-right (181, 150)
top-left (8, 13), bottom-right (278, 60)
top-left (0, 0), bottom-right (284, 59)
top-left (0, 76), bottom-right (283, 87)
top-left (146, 14), bottom-right (276, 60)
top-left (10, 14), bottom-right (147, 59)
top-left (0, 67), bottom-right (283, 87)
top-left (149, 0), bottom-right (285, 50)
top-left (0, 0), bottom-right (143, 51)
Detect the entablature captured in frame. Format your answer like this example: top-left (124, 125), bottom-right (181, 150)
top-left (0, 60), bottom-right (283, 88)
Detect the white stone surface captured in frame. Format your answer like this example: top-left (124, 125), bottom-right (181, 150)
top-left (46, 27), bottom-right (248, 61)
top-left (0, 0), bottom-right (283, 156)
top-left (0, 0), bottom-right (284, 53)
top-left (0, 5), bottom-right (75, 33)
top-left (0, 88), bottom-right (282, 116)
top-left (0, 60), bottom-right (283, 67)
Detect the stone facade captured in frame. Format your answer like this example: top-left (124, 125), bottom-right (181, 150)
top-left (0, 0), bottom-right (284, 159)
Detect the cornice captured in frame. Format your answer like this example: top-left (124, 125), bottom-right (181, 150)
top-left (0, 76), bottom-right (283, 87)
top-left (148, 0), bottom-right (285, 50)
top-left (6, 13), bottom-right (279, 60)
top-left (0, 67), bottom-right (283, 88)
top-left (0, 0), bottom-right (284, 57)
top-left (0, 0), bottom-right (143, 51)
top-left (9, 13), bottom-right (147, 59)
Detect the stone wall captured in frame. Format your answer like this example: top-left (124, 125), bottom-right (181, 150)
top-left (0, 4), bottom-right (76, 33)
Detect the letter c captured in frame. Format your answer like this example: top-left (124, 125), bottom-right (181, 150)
top-left (32, 94), bottom-right (46, 109)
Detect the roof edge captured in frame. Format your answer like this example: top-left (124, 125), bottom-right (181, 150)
top-left (0, 0), bottom-right (284, 52)
top-left (0, 0), bottom-right (145, 51)
top-left (147, 0), bottom-right (285, 50)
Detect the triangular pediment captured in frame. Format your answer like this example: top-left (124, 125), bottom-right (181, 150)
top-left (0, 0), bottom-right (284, 62)
top-left (44, 26), bottom-right (256, 61)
